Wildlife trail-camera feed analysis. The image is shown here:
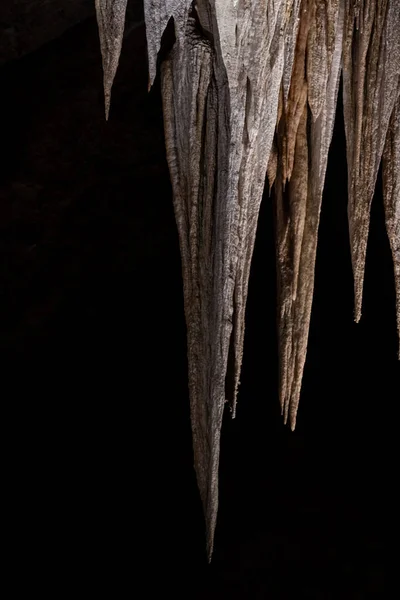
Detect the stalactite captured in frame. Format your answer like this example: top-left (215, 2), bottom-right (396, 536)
top-left (342, 0), bottom-right (400, 322)
top-left (274, 0), bottom-right (344, 429)
top-left (95, 0), bottom-right (400, 560)
top-left (160, 11), bottom-right (221, 561)
top-left (158, 0), bottom-right (294, 560)
top-left (95, 0), bottom-right (128, 119)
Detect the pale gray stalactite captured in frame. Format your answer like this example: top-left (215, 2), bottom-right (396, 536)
top-left (307, 0), bottom-right (339, 121)
top-left (95, 0), bottom-right (128, 120)
top-left (229, 1), bottom-right (288, 420)
top-left (158, 0), bottom-right (291, 558)
top-left (143, 0), bottom-right (192, 89)
top-left (143, 0), bottom-right (294, 558)
top-left (282, 0), bottom-right (302, 108)
top-left (342, 0), bottom-right (400, 323)
top-left (160, 16), bottom-right (220, 559)
top-left (383, 97), bottom-right (400, 358)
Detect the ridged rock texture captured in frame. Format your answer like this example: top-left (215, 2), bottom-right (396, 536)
top-left (95, 0), bottom-right (400, 559)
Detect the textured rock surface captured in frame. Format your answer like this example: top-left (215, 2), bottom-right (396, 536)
top-left (343, 0), bottom-right (400, 323)
top-left (273, 0), bottom-right (344, 429)
top-left (0, 2), bottom-right (397, 582)
top-left (95, 0), bottom-right (400, 560)
top-left (95, 0), bottom-right (128, 119)
top-left (150, 0), bottom-right (293, 558)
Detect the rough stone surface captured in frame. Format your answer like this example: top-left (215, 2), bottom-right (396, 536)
top-left (95, 0), bottom-right (400, 561)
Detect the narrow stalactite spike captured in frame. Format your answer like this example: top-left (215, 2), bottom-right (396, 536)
top-left (288, 0), bottom-right (344, 429)
top-left (160, 18), bottom-right (225, 558)
top-left (230, 1), bottom-right (290, 418)
top-left (95, 0), bottom-right (128, 120)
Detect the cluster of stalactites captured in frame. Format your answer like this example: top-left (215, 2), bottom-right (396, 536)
top-left (95, 0), bottom-right (399, 560)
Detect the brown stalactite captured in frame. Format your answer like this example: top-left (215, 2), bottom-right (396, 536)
top-left (95, 0), bottom-right (400, 560)
top-left (274, 0), bottom-right (344, 428)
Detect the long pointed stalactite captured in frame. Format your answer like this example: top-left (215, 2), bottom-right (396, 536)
top-left (95, 0), bottom-right (400, 559)
top-left (159, 0), bottom-right (293, 560)
top-left (271, 0), bottom-right (345, 429)
top-left (342, 0), bottom-right (400, 323)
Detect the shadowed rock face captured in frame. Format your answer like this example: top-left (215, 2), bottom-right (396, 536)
top-left (0, 1), bottom-right (94, 65)
top-left (0, 0), bottom-right (144, 66)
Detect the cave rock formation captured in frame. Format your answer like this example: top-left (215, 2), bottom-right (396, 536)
top-left (95, 0), bottom-right (400, 559)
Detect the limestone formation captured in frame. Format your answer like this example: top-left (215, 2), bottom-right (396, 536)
top-left (95, 0), bottom-right (400, 559)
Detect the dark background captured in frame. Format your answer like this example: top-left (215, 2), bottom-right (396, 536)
top-left (1, 2), bottom-right (397, 597)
